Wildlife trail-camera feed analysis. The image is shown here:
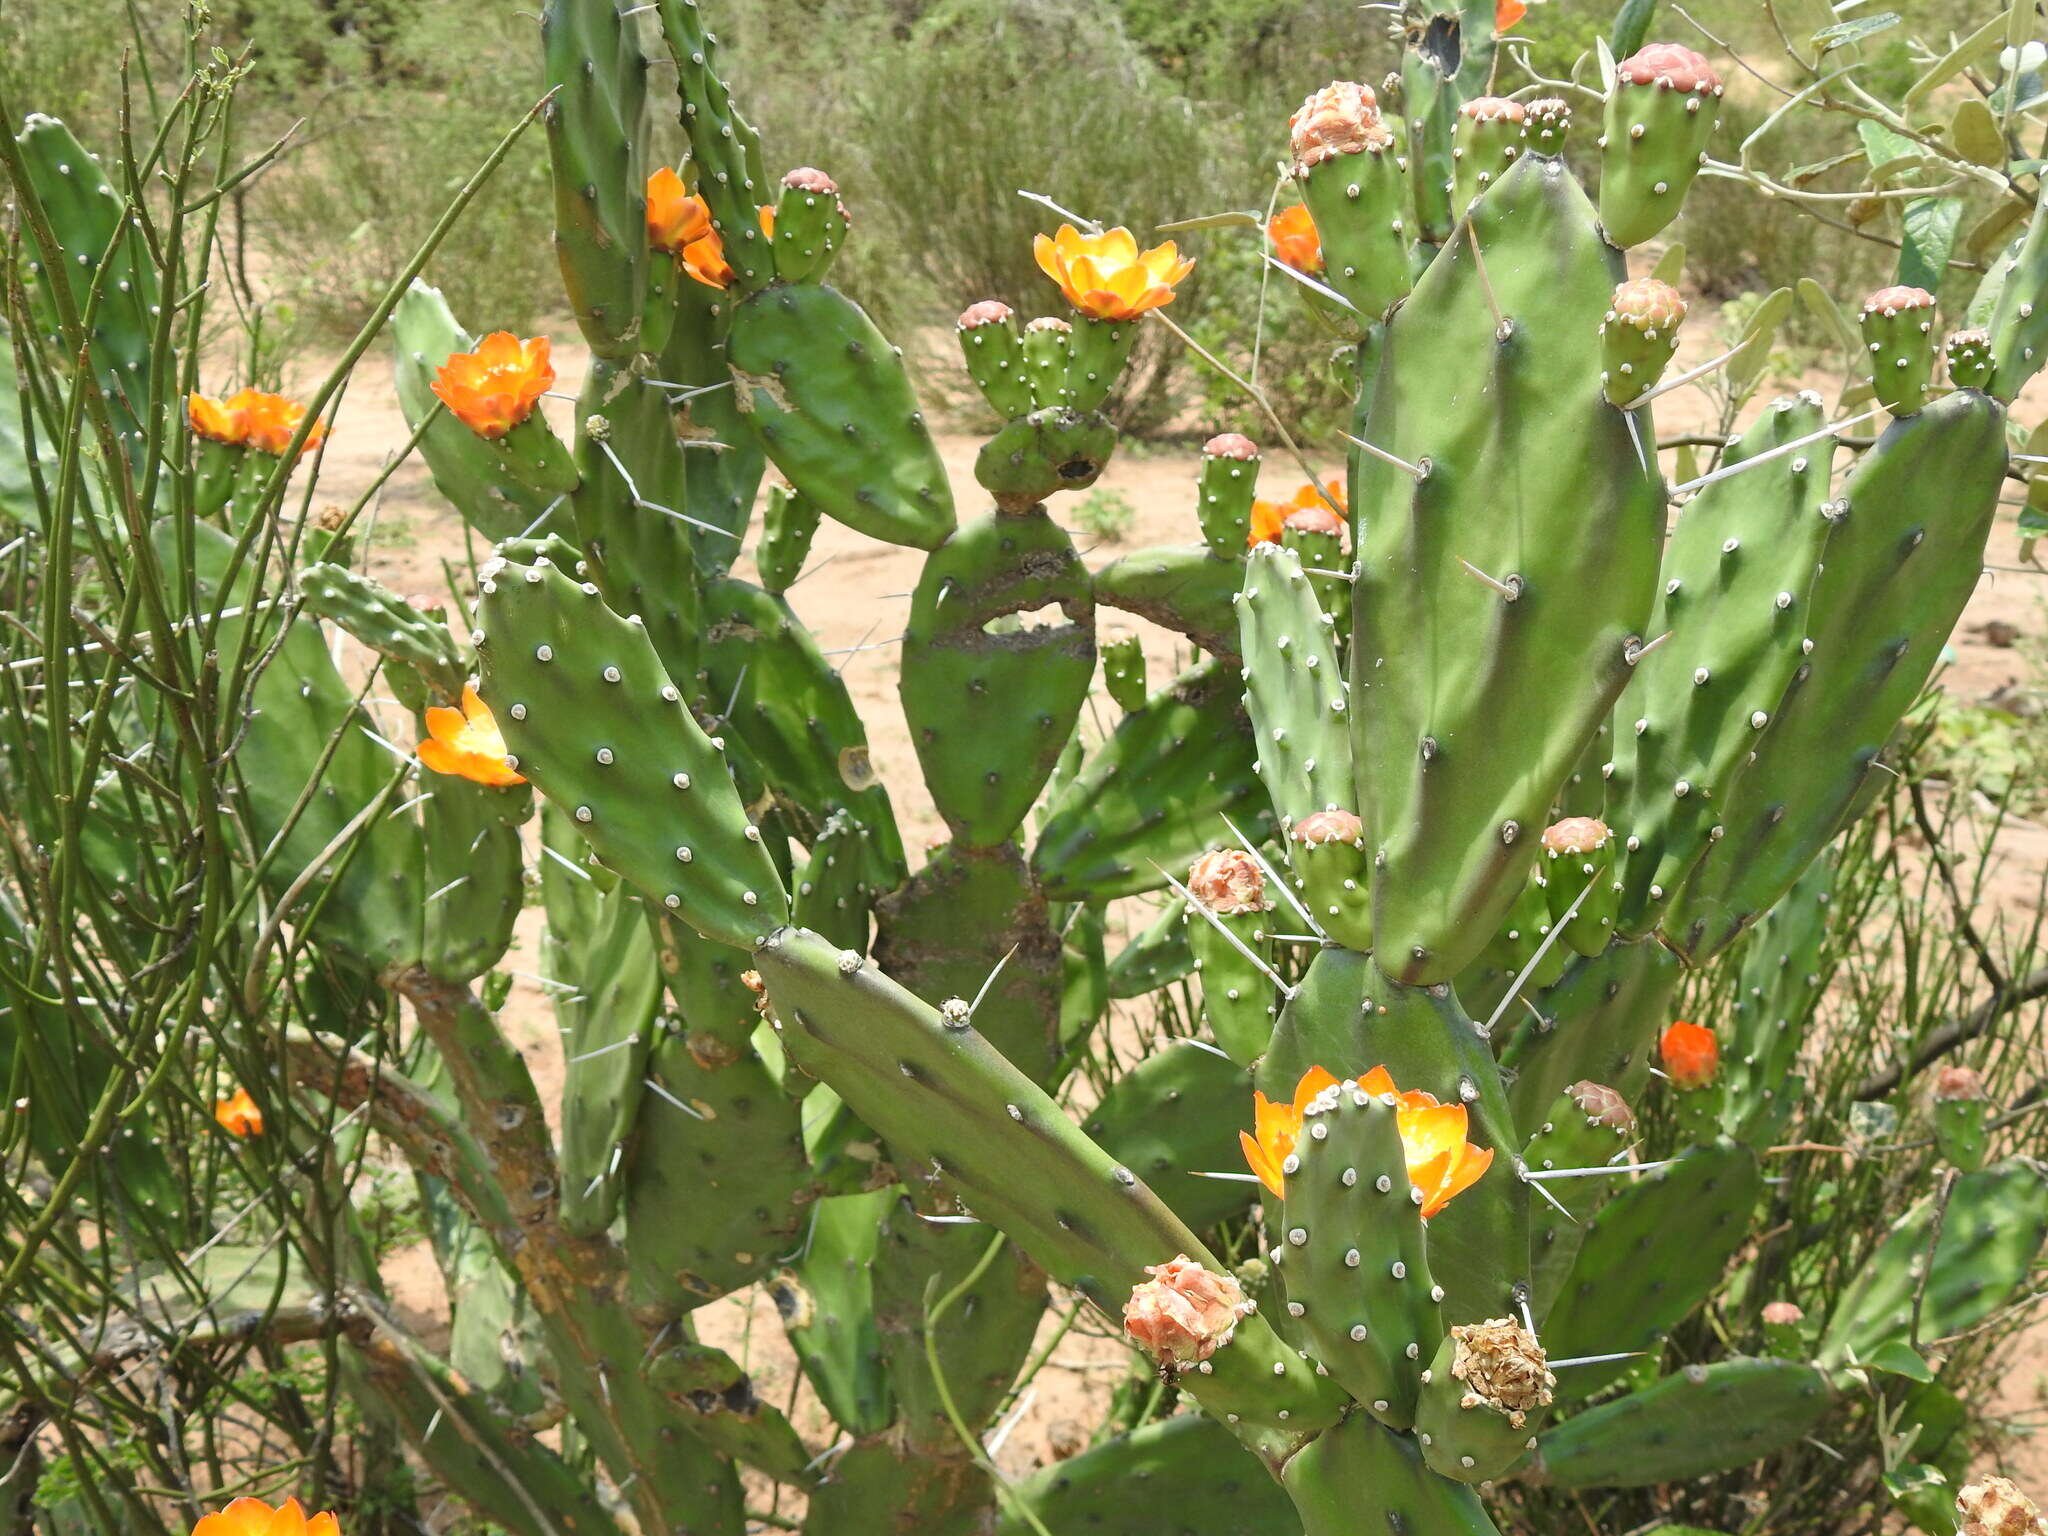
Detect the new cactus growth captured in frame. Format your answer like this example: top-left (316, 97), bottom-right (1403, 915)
top-left (1598, 43), bottom-right (1723, 248)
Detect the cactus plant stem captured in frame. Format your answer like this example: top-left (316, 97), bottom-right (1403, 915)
top-left (1670, 407), bottom-right (1880, 498)
top-left (1156, 863), bottom-right (1299, 1000)
top-left (1220, 812), bottom-right (1325, 935)
top-left (1340, 430), bottom-right (1427, 481)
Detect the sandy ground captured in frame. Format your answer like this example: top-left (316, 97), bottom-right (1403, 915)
top-left (285, 284), bottom-right (2048, 1504)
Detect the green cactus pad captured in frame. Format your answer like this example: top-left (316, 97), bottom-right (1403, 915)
top-left (1818, 1159), bottom-right (2048, 1370)
top-left (765, 1188), bottom-right (894, 1436)
top-left (1107, 896), bottom-right (1195, 997)
top-left (755, 479), bottom-right (821, 592)
top-left (1034, 658), bottom-right (1271, 902)
top-left (1986, 193), bottom-right (2048, 402)
top-left (1349, 152), bottom-right (1663, 984)
top-left (1663, 389), bottom-right (2007, 963)
top-left (475, 552), bottom-right (790, 949)
top-left (872, 841), bottom-right (1063, 1087)
top-left (1021, 318), bottom-right (1074, 408)
top-left (1083, 1039), bottom-right (1258, 1230)
top-left (1597, 43), bottom-right (1723, 249)
top-left (873, 1201), bottom-right (1047, 1452)
top-left (957, 301), bottom-right (1035, 418)
top-left (792, 809), bottom-right (880, 955)
top-left (1523, 1082), bottom-right (1636, 1324)
top-left (1543, 1141), bottom-right (1762, 1397)
top-left (973, 407), bottom-right (1118, 506)
top-left (700, 575), bottom-right (904, 867)
top-left (646, 1340), bottom-right (814, 1484)
top-left (899, 508), bottom-right (1095, 848)
top-left (1101, 633), bottom-right (1149, 711)
top-left (299, 563), bottom-right (469, 703)
top-left (1529, 1358), bottom-right (1832, 1487)
top-left (541, 0), bottom-right (649, 358)
top-left (751, 924), bottom-right (1347, 1437)
top-left (728, 281), bottom-right (955, 549)
top-left (1609, 392), bottom-right (1835, 935)
top-left (653, 0), bottom-right (770, 289)
top-left (1278, 1079), bottom-right (1444, 1427)
top-left (1719, 853), bottom-right (1833, 1147)
top-left (1861, 286), bottom-right (1939, 416)
top-left (648, 260), bottom-right (766, 573)
top-left (1188, 897), bottom-right (1279, 1067)
top-left (1451, 97), bottom-right (1527, 220)
top-left (1197, 433), bottom-right (1263, 557)
top-left (997, 1413), bottom-right (1296, 1536)
top-left (1093, 544), bottom-right (1244, 662)
top-left (1281, 1409), bottom-right (1500, 1536)
top-left (1260, 949), bottom-right (1527, 1329)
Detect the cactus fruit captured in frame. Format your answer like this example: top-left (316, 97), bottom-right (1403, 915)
top-left (1100, 633), bottom-right (1149, 711)
top-left (1932, 1065), bottom-right (1991, 1172)
top-left (754, 479), bottom-right (820, 591)
top-left (1948, 327), bottom-right (1994, 391)
top-left (1861, 285), bottom-right (1940, 416)
top-left (1535, 816), bottom-right (1617, 957)
top-left (1450, 97), bottom-right (1526, 220)
top-left (1598, 43), bottom-right (1723, 248)
top-left (1198, 432), bottom-right (1262, 554)
top-left (1292, 82), bottom-right (1412, 322)
top-left (1600, 277), bottom-right (1687, 406)
top-left (1185, 849), bottom-right (1279, 1065)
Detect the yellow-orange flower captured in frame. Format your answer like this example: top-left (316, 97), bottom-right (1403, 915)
top-left (1239, 1065), bottom-right (1340, 1200)
top-left (676, 204), bottom-right (776, 291)
top-left (1268, 204), bottom-right (1323, 275)
top-left (213, 1087), bottom-right (263, 1138)
top-left (189, 390), bottom-right (251, 446)
top-left (1497, 0), bottom-right (1528, 29)
top-left (192, 1497), bottom-right (338, 1536)
top-left (647, 166), bottom-right (713, 254)
top-left (417, 684), bottom-right (526, 787)
top-left (1248, 479), bottom-right (1345, 548)
top-left (430, 334), bottom-right (554, 441)
top-left (1660, 1020), bottom-right (1719, 1090)
top-left (1241, 1064), bottom-right (1493, 1216)
top-left (1034, 224), bottom-right (1193, 323)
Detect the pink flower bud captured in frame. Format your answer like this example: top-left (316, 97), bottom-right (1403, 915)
top-left (1616, 43), bottom-right (1723, 94)
top-left (957, 300), bottom-right (1015, 330)
top-left (1203, 432), bottom-right (1260, 461)
top-left (1292, 809), bottom-right (1365, 847)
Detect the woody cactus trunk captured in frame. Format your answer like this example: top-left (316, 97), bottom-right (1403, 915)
top-left (4, 1), bottom-right (2046, 1534)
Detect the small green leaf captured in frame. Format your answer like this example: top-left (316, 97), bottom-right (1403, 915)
top-left (1814, 11), bottom-right (1901, 50)
top-left (1905, 13), bottom-right (2007, 108)
top-left (1899, 196), bottom-right (1962, 290)
top-left (1949, 97), bottom-right (2007, 165)
top-left (1859, 1339), bottom-right (1935, 1381)
top-left (1798, 278), bottom-right (1863, 357)
top-left (1652, 241), bottom-right (1686, 285)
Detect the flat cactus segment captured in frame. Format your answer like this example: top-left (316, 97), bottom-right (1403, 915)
top-left (756, 479), bottom-right (821, 592)
top-left (957, 301), bottom-right (1034, 418)
top-left (474, 553), bottom-right (789, 949)
top-left (997, 1413), bottom-right (1297, 1536)
top-left (1720, 853), bottom-right (1833, 1147)
top-left (1662, 389), bottom-right (2008, 963)
top-left (299, 562), bottom-right (469, 703)
top-left (1543, 1141), bottom-right (1762, 1398)
top-left (1188, 896), bottom-right (1278, 1067)
top-left (752, 924), bottom-right (1347, 1437)
top-left (1279, 1082), bottom-right (1443, 1427)
top-left (728, 282), bottom-right (955, 549)
top-left (1987, 193), bottom-right (2048, 401)
top-left (766, 1189), bottom-right (894, 1436)
top-left (973, 406), bottom-right (1118, 506)
top-left (1530, 1358), bottom-right (1832, 1487)
top-left (1083, 1040), bottom-right (1258, 1230)
top-left (1861, 286), bottom-right (1939, 416)
top-left (649, 266), bottom-right (765, 573)
top-left (1107, 896), bottom-right (1195, 997)
top-left (792, 809), bottom-right (880, 954)
top-left (1598, 43), bottom-right (1724, 249)
top-left (540, 806), bottom-right (662, 1237)
top-left (652, 0), bottom-right (770, 289)
top-left (699, 576), bottom-right (903, 867)
top-left (1609, 393), bottom-right (1836, 936)
top-left (1281, 1409), bottom-right (1500, 1536)
top-left (645, 1340), bottom-right (814, 1484)
top-left (1503, 938), bottom-right (1681, 1135)
top-left (1093, 543), bottom-right (1244, 661)
top-left (624, 1030), bottom-right (814, 1307)
top-left (541, 0), bottom-right (649, 357)
top-left (419, 769), bottom-right (528, 985)
top-left (899, 509), bottom-right (1095, 848)
top-left (1818, 1159), bottom-right (2048, 1371)
top-left (1238, 544), bottom-right (1367, 948)
top-left (1101, 633), bottom-right (1149, 712)
top-left (872, 842), bottom-right (1063, 1087)
top-left (872, 1197), bottom-right (1047, 1452)
top-left (1349, 153), bottom-right (1663, 984)
top-left (16, 115), bottom-right (157, 458)
top-left (801, 1442), bottom-right (989, 1536)
top-left (391, 282), bottom-right (567, 540)
top-left (1524, 1084), bottom-right (1635, 1326)
top-left (1034, 658), bottom-right (1271, 902)
top-left (1198, 434), bottom-right (1263, 557)
top-left (1260, 950), bottom-right (1527, 1328)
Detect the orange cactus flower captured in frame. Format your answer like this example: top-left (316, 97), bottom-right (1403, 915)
top-left (1268, 204), bottom-right (1323, 275)
top-left (430, 333), bottom-right (555, 441)
top-left (1247, 479), bottom-right (1345, 548)
top-left (213, 1087), bottom-right (263, 1138)
top-left (647, 166), bottom-right (714, 254)
top-left (1660, 1021), bottom-right (1719, 1090)
top-left (189, 390), bottom-right (252, 446)
top-left (417, 684), bottom-right (526, 788)
top-left (676, 204), bottom-right (775, 291)
top-left (1242, 1064), bottom-right (1493, 1215)
top-left (1497, 0), bottom-right (1528, 29)
top-left (1239, 1065), bottom-right (1341, 1200)
top-left (192, 1497), bottom-right (339, 1536)
top-left (1034, 224), bottom-right (1194, 323)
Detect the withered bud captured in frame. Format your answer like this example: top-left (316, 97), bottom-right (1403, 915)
top-left (1289, 81), bottom-right (1393, 170)
top-left (1451, 1318), bottom-right (1554, 1428)
top-left (1123, 1255), bottom-right (1250, 1371)
top-left (1187, 849), bottom-right (1269, 915)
